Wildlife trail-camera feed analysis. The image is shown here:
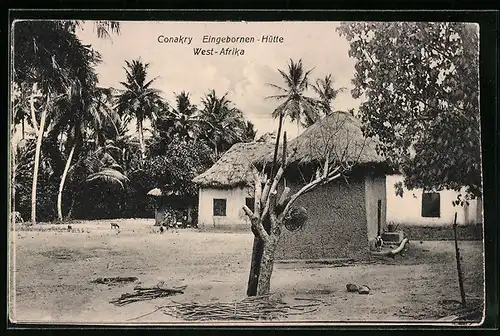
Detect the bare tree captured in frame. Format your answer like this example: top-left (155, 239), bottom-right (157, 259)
top-left (242, 112), bottom-right (368, 295)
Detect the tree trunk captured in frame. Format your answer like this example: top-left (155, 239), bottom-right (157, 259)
top-left (57, 144), bottom-right (76, 221)
top-left (247, 215), bottom-right (272, 296)
top-left (453, 212), bottom-right (467, 306)
top-left (31, 107), bottom-right (47, 226)
top-left (256, 237), bottom-right (279, 296)
top-left (247, 231), bottom-right (264, 296)
top-left (21, 116), bottom-right (25, 140)
top-left (137, 119), bottom-right (145, 163)
top-left (11, 137), bottom-right (16, 227)
top-left (247, 113), bottom-right (284, 296)
top-left (187, 206), bottom-right (193, 224)
top-left (270, 112), bottom-right (284, 179)
top-left (67, 197), bottom-right (75, 220)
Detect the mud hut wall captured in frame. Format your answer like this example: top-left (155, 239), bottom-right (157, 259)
top-left (275, 176), bottom-right (368, 260)
top-left (365, 174), bottom-right (387, 241)
top-left (385, 174), bottom-right (483, 226)
top-left (197, 186), bottom-right (253, 230)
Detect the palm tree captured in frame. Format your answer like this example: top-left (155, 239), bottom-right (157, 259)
top-left (12, 20), bottom-right (120, 225)
top-left (266, 59), bottom-right (318, 129)
top-left (64, 140), bottom-right (129, 219)
top-left (243, 120), bottom-right (257, 142)
top-left (101, 112), bottom-right (141, 172)
top-left (310, 74), bottom-right (347, 120)
top-left (56, 86), bottom-right (118, 221)
top-left (158, 92), bottom-right (199, 141)
top-left (88, 21), bottom-right (121, 39)
top-left (115, 59), bottom-right (163, 163)
top-left (12, 82), bottom-right (31, 141)
top-left (246, 59), bottom-right (319, 296)
top-left (265, 59), bottom-right (318, 177)
top-left (198, 90), bottom-right (247, 158)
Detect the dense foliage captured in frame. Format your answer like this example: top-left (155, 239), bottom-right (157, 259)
top-left (337, 22), bottom-right (481, 198)
top-left (12, 21), bottom-right (256, 222)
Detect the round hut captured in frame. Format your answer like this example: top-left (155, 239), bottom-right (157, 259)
top-left (254, 111), bottom-right (393, 260)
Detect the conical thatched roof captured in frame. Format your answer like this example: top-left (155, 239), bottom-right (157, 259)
top-left (257, 111), bottom-right (384, 167)
top-left (192, 140), bottom-right (275, 188)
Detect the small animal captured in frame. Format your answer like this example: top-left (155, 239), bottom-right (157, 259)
top-left (110, 223), bottom-right (120, 230)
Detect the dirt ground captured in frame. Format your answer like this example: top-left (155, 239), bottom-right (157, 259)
top-left (9, 219), bottom-right (485, 325)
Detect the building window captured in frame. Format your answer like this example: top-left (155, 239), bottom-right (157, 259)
top-left (422, 192), bottom-right (440, 218)
top-left (213, 198), bottom-right (227, 216)
top-left (245, 197), bottom-right (255, 212)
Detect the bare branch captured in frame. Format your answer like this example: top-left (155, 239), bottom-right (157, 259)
top-left (297, 165), bottom-right (308, 185)
top-left (322, 152), bottom-right (330, 178)
top-left (261, 178), bottom-right (272, 204)
top-left (278, 178), bottom-right (321, 222)
top-left (253, 170), bottom-right (262, 217)
top-left (260, 166), bottom-right (285, 221)
top-left (277, 187), bottom-right (291, 208)
top-left (269, 191), bottom-right (279, 232)
top-left (326, 173), bottom-right (342, 184)
top-left (242, 205), bottom-right (269, 243)
top-left (242, 204), bottom-right (256, 220)
top-left (327, 166), bottom-right (342, 178)
top-left (343, 174), bottom-right (351, 186)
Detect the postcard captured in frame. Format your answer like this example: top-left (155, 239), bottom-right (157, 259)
top-left (9, 18), bottom-right (485, 326)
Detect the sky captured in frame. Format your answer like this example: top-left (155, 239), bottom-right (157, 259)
top-left (76, 21), bottom-right (362, 139)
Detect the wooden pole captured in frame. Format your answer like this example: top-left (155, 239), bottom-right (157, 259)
top-left (453, 212), bottom-right (467, 307)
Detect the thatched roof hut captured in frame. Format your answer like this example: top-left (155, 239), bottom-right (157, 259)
top-left (257, 111), bottom-right (385, 168)
top-left (192, 140), bottom-right (275, 189)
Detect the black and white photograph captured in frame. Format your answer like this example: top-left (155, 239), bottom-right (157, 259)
top-left (8, 18), bottom-right (486, 325)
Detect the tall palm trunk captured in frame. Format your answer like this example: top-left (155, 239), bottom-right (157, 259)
top-left (137, 118), bottom-right (145, 162)
top-left (67, 197), bottom-right (75, 220)
top-left (57, 143), bottom-right (76, 221)
top-left (31, 100), bottom-right (48, 226)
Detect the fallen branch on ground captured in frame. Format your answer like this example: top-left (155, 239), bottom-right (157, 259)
top-left (110, 285), bottom-right (186, 306)
top-left (92, 277), bottom-right (138, 286)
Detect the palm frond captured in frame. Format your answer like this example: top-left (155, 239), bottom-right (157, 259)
top-left (86, 168), bottom-right (129, 188)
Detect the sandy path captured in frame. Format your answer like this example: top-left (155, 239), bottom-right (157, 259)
top-left (9, 219), bottom-right (484, 324)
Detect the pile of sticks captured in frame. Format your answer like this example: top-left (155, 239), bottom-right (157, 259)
top-left (92, 277), bottom-right (138, 286)
top-left (110, 285), bottom-right (187, 306)
top-left (156, 296), bottom-right (321, 321)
